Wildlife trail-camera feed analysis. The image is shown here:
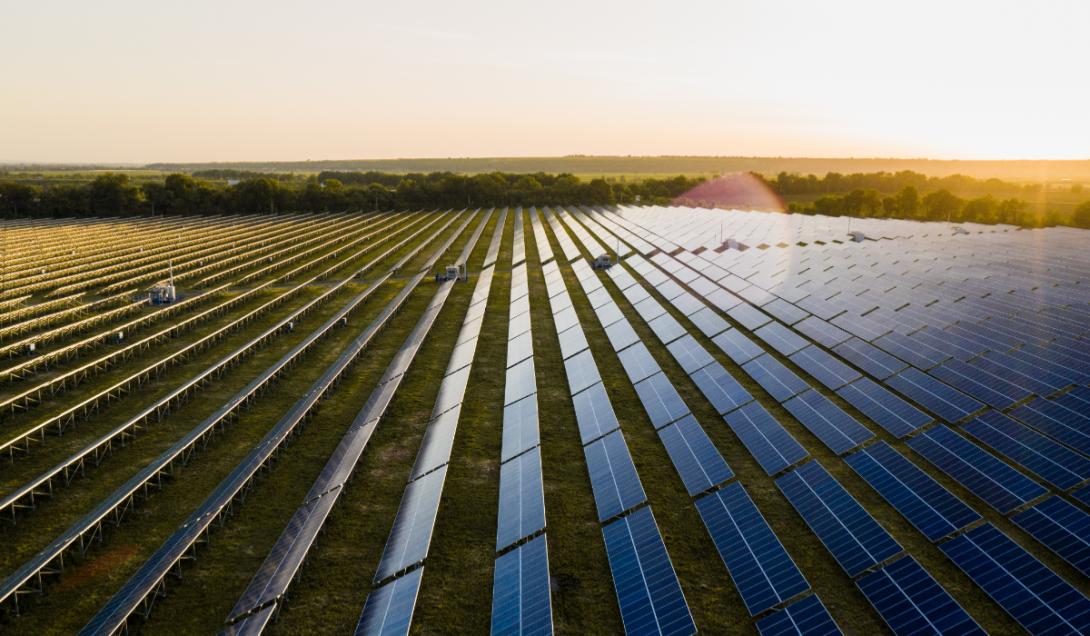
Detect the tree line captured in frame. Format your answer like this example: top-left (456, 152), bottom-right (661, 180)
top-left (0, 171), bottom-right (702, 218)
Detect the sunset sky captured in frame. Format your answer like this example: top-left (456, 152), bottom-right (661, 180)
top-left (2, 0), bottom-right (1088, 163)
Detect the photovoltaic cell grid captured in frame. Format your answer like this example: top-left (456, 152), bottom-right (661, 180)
top-left (695, 482), bottom-right (809, 615)
top-left (601, 507), bottom-right (696, 636)
top-left (775, 461), bottom-right (902, 577)
top-left (1011, 496), bottom-right (1090, 578)
top-left (755, 594), bottom-right (841, 636)
top-left (856, 556), bottom-right (983, 635)
top-left (355, 567), bottom-right (423, 636)
top-left (491, 535), bottom-right (553, 636)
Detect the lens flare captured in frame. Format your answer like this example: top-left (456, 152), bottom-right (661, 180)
top-left (673, 172), bottom-right (785, 212)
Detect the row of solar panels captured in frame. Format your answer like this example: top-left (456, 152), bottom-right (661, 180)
top-left (489, 210), bottom-right (554, 636)
top-left (592, 206), bottom-right (1090, 633)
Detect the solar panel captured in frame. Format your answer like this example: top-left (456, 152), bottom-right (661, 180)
top-left (374, 466), bottom-right (449, 582)
top-left (794, 317), bottom-right (852, 349)
top-left (658, 415), bottom-right (733, 496)
top-left (496, 448), bottom-right (547, 551)
top-left (601, 507), bottom-right (696, 636)
top-left (788, 345), bottom-right (862, 391)
top-left (963, 411), bottom-right (1090, 490)
top-left (586, 286), bottom-right (613, 309)
top-left (621, 282), bottom-right (653, 306)
top-left (491, 535), bottom-right (554, 636)
top-left (706, 288), bottom-right (743, 312)
top-left (666, 334), bottom-right (715, 374)
top-left (695, 482), bottom-right (809, 615)
top-left (355, 567), bottom-right (424, 636)
top-left (775, 461), bottom-right (903, 577)
top-left (552, 306), bottom-right (580, 334)
top-left (725, 402), bottom-right (809, 476)
top-left (833, 337), bottom-right (907, 380)
top-left (763, 298), bottom-right (810, 326)
top-left (564, 349), bottom-right (603, 396)
top-left (510, 310), bottom-right (532, 340)
top-left (885, 367), bottom-right (983, 424)
top-left (505, 358), bottom-right (538, 406)
top-left (755, 322), bottom-right (810, 356)
top-left (906, 425), bottom-right (1046, 514)
top-left (502, 396), bottom-right (540, 463)
top-left (742, 354), bottom-right (809, 402)
top-left (873, 331), bottom-right (950, 370)
top-left (689, 363), bottom-right (753, 415)
top-left (836, 378), bottom-right (931, 438)
top-left (669, 292), bottom-right (704, 316)
top-left (410, 407), bottom-right (462, 480)
top-left (655, 279), bottom-right (686, 301)
top-left (556, 324), bottom-right (589, 361)
top-left (634, 372), bottom-right (689, 429)
top-left (929, 359), bottom-right (1030, 410)
top-left (728, 303), bottom-right (772, 330)
top-left (584, 430), bottom-right (647, 522)
top-left (595, 302), bottom-right (626, 329)
top-left (713, 328), bottom-right (764, 365)
top-left (604, 319), bottom-right (640, 352)
top-left (1011, 397), bottom-right (1090, 457)
top-left (845, 441), bottom-right (980, 542)
top-left (941, 523), bottom-right (1090, 634)
top-left (787, 390), bottom-right (873, 456)
top-left (508, 330), bottom-right (535, 369)
top-left (634, 296), bottom-right (668, 322)
top-left (755, 594), bottom-right (841, 636)
top-left (1012, 496), bottom-right (1090, 577)
top-left (572, 381), bottom-right (621, 445)
top-left (687, 306), bottom-right (730, 338)
top-left (647, 313), bottom-right (687, 344)
top-left (618, 342), bottom-right (662, 384)
top-left (856, 556), bottom-right (983, 636)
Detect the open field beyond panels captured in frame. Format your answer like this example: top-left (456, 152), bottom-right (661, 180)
top-left (0, 206), bottom-right (1089, 636)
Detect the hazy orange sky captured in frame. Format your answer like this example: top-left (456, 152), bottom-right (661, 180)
top-left (2, 0), bottom-right (1088, 163)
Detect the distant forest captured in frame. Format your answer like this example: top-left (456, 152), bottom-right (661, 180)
top-left (1, 169), bottom-right (1088, 229)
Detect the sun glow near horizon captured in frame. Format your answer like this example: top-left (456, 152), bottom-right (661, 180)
top-left (0, 0), bottom-right (1087, 163)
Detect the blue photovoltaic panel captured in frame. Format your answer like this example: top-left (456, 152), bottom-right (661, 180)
top-left (795, 317), bottom-right (852, 349)
top-left (618, 343), bottom-right (662, 384)
top-left (846, 442), bottom-right (980, 542)
top-left (556, 323), bottom-right (589, 361)
top-left (695, 482), bottom-right (809, 615)
top-left (508, 330), bottom-right (535, 369)
top-left (601, 507), bottom-right (696, 636)
top-left (907, 425), bottom-right (1047, 514)
top-left (1011, 397), bottom-right (1090, 458)
top-left (355, 567), bottom-right (424, 636)
top-left (690, 363), bottom-right (753, 415)
top-left (856, 556), bottom-right (983, 636)
top-left (834, 337), bottom-right (907, 380)
top-left (789, 345), bottom-right (862, 391)
top-left (491, 534), bottom-right (554, 636)
top-left (836, 378), bottom-right (930, 438)
top-left (374, 466), bottom-right (448, 582)
top-left (1074, 485), bottom-right (1090, 508)
top-left (564, 349), bottom-right (602, 396)
top-left (755, 322), bottom-right (810, 356)
top-left (885, 367), bottom-right (983, 424)
top-left (572, 381), bottom-right (620, 445)
top-left (873, 331), bottom-right (950, 371)
top-left (775, 461), bottom-right (902, 577)
top-left (713, 329), bottom-right (764, 365)
top-left (963, 410), bottom-right (1090, 490)
top-left (502, 395), bottom-right (539, 463)
top-left (725, 402), bottom-right (809, 476)
top-left (783, 389), bottom-right (873, 455)
top-left (496, 448), bottom-right (547, 551)
top-left (755, 595), bottom-right (841, 636)
top-left (634, 372), bottom-right (689, 429)
top-left (764, 298), bottom-right (810, 326)
top-left (666, 335), bottom-right (715, 374)
top-left (941, 523), bottom-right (1090, 634)
top-left (929, 359), bottom-right (1031, 410)
top-left (585, 430), bottom-right (647, 522)
top-left (743, 354), bottom-right (809, 402)
top-left (1012, 496), bottom-right (1090, 577)
top-left (505, 358), bottom-right (538, 407)
top-left (657, 415), bottom-right (733, 496)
